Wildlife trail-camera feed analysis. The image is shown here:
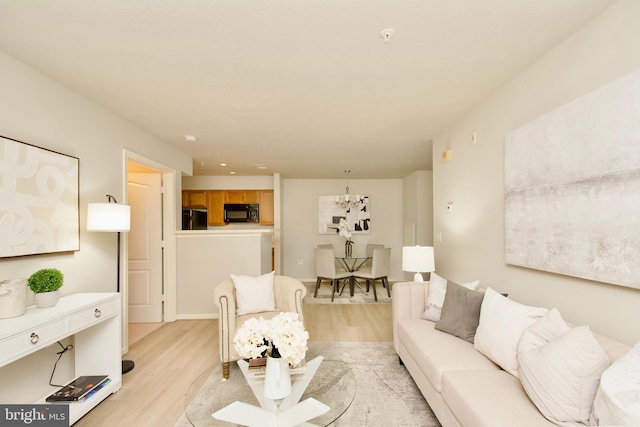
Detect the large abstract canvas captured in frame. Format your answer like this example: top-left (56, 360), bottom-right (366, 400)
top-left (318, 195), bottom-right (370, 235)
top-left (0, 136), bottom-right (80, 258)
top-left (505, 70), bottom-right (640, 289)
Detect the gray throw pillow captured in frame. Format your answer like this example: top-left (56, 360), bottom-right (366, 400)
top-left (435, 282), bottom-right (485, 343)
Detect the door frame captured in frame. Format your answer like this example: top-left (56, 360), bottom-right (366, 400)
top-left (121, 150), bottom-right (177, 355)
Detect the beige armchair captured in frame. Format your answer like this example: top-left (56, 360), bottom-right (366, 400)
top-left (213, 275), bottom-right (307, 380)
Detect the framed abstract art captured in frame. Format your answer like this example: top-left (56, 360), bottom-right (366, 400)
top-left (0, 135), bottom-right (80, 258)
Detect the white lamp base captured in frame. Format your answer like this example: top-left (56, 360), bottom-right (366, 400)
top-left (413, 272), bottom-right (424, 282)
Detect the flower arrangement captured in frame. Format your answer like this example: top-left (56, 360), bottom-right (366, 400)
top-left (338, 218), bottom-right (353, 243)
top-left (234, 312), bottom-right (309, 367)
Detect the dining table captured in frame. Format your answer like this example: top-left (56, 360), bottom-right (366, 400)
top-left (334, 256), bottom-right (371, 296)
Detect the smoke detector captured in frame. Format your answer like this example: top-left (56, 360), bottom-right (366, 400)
top-left (381, 28), bottom-right (395, 42)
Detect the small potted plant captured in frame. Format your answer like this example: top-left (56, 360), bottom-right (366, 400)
top-left (28, 268), bottom-right (64, 308)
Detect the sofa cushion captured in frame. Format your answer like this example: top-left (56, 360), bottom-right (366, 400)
top-left (517, 308), bottom-right (609, 425)
top-left (442, 370), bottom-right (557, 427)
top-left (591, 342), bottom-right (640, 426)
top-left (435, 283), bottom-right (485, 343)
top-left (474, 287), bottom-right (548, 377)
top-left (396, 319), bottom-right (499, 392)
top-left (231, 271), bottom-right (276, 315)
top-left (422, 272), bottom-right (479, 321)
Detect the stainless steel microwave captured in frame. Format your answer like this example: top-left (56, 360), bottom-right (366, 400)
top-left (224, 203), bottom-right (259, 223)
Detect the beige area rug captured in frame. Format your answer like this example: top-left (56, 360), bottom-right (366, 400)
top-left (176, 342), bottom-right (439, 427)
top-left (302, 281), bottom-right (393, 304)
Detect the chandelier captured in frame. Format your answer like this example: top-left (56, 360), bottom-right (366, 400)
top-left (335, 186), bottom-right (361, 209)
top-left (335, 170), bottom-right (361, 209)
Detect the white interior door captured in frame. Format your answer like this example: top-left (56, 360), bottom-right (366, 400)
top-left (128, 172), bottom-right (163, 323)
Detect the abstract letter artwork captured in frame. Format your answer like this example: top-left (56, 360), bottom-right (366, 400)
top-left (0, 135), bottom-right (80, 258)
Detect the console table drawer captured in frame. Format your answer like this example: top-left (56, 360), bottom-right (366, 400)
top-left (0, 318), bottom-right (69, 365)
top-left (69, 298), bottom-right (118, 332)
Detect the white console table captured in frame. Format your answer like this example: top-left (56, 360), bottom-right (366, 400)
top-left (0, 293), bottom-right (122, 425)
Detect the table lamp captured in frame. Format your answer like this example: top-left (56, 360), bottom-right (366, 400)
top-left (402, 246), bottom-right (435, 282)
top-left (87, 194), bottom-right (135, 374)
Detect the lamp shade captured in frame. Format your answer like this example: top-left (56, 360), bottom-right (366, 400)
top-left (87, 203), bottom-right (131, 232)
top-left (402, 246), bottom-right (435, 282)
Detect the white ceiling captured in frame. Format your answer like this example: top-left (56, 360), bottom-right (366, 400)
top-left (0, 0), bottom-right (615, 178)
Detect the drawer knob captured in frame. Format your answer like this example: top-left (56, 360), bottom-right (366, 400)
top-left (94, 308), bottom-right (102, 318)
top-left (30, 333), bottom-right (39, 344)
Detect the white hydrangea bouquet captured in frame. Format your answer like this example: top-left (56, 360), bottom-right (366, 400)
top-left (234, 312), bottom-right (309, 367)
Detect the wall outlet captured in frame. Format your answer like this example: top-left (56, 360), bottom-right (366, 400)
top-left (297, 258), bottom-right (303, 265)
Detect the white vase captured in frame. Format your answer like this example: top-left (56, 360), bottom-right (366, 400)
top-left (264, 356), bottom-right (291, 399)
top-left (34, 290), bottom-right (60, 308)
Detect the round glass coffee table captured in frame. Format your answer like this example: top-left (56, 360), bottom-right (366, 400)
top-left (184, 357), bottom-right (356, 426)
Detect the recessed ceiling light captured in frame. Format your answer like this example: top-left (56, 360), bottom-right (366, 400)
top-left (256, 164), bottom-right (267, 170)
top-left (220, 163), bottom-right (227, 167)
top-left (230, 171), bottom-right (236, 175)
top-left (184, 135), bottom-right (198, 142)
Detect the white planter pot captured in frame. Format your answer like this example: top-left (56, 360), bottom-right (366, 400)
top-left (34, 290), bottom-right (60, 308)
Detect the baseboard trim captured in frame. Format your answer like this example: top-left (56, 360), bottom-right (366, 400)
top-left (176, 313), bottom-right (219, 320)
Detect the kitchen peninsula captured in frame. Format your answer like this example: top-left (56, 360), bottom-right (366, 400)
top-left (176, 229), bottom-right (273, 319)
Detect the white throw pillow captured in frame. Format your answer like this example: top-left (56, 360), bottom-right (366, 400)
top-left (422, 272), bottom-right (479, 321)
top-left (474, 287), bottom-right (547, 377)
top-left (591, 342), bottom-right (640, 426)
top-left (231, 271), bottom-right (276, 316)
top-left (517, 308), bottom-right (609, 425)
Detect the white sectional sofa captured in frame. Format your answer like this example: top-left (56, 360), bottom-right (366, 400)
top-left (392, 281), bottom-right (631, 427)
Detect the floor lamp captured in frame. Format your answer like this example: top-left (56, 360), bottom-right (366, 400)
top-left (402, 246), bottom-right (435, 282)
top-left (87, 194), bottom-right (135, 374)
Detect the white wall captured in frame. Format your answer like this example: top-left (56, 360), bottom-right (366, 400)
top-left (432, 0), bottom-right (640, 345)
top-left (0, 51), bottom-right (192, 298)
top-left (402, 170), bottom-right (433, 281)
top-left (282, 178), bottom-right (404, 281)
top-left (182, 175), bottom-right (274, 190)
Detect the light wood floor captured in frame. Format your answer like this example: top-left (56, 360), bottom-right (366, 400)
top-left (75, 303), bottom-right (392, 427)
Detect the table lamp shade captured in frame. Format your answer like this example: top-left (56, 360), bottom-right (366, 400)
top-left (402, 246), bottom-right (435, 282)
top-left (87, 203), bottom-right (131, 232)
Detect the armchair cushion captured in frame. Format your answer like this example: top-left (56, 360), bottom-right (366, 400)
top-left (231, 271), bottom-right (276, 315)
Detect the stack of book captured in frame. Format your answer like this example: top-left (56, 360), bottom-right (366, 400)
top-left (46, 376), bottom-right (110, 403)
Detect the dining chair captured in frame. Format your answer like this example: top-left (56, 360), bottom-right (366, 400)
top-left (317, 244), bottom-right (347, 272)
top-left (365, 244), bottom-right (384, 267)
top-left (314, 248), bottom-right (352, 302)
top-left (352, 248), bottom-right (391, 301)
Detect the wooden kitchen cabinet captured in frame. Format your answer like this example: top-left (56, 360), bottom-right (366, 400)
top-left (259, 190), bottom-right (274, 225)
top-left (182, 190), bottom-right (207, 208)
top-left (225, 190), bottom-right (259, 204)
top-left (207, 190), bottom-right (226, 226)
top-left (182, 189), bottom-right (274, 226)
